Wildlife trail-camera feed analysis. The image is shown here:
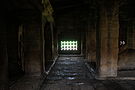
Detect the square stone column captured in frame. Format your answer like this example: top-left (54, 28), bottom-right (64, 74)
top-left (98, 1), bottom-right (119, 78)
top-left (86, 24), bottom-right (96, 62)
top-left (24, 22), bottom-right (42, 76)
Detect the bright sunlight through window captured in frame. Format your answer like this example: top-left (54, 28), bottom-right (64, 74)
top-left (61, 41), bottom-right (78, 51)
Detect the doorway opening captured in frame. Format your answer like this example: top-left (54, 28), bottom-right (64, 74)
top-left (58, 32), bottom-right (81, 55)
top-left (60, 41), bottom-right (78, 51)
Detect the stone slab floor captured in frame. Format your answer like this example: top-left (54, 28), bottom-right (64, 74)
top-left (40, 57), bottom-right (135, 90)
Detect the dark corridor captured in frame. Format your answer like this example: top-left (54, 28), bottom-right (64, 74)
top-left (58, 32), bottom-right (81, 54)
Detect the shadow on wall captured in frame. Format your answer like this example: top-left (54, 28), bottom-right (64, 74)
top-left (118, 49), bottom-right (135, 70)
top-left (9, 60), bottom-right (24, 82)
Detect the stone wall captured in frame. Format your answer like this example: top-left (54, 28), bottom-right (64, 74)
top-left (118, 49), bottom-right (135, 70)
top-left (86, 30), bottom-right (96, 62)
top-left (86, 11), bottom-right (97, 62)
top-left (118, 20), bottom-right (135, 70)
top-left (0, 15), bottom-right (8, 90)
top-left (55, 7), bottom-right (88, 55)
top-left (127, 21), bottom-right (135, 49)
top-left (24, 22), bottom-right (42, 76)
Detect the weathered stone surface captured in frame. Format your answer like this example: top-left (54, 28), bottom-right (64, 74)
top-left (24, 23), bottom-right (42, 76)
top-left (10, 76), bottom-right (43, 90)
top-left (40, 57), bottom-right (135, 90)
top-left (86, 28), bottom-right (96, 62)
top-left (98, 2), bottom-right (119, 77)
top-left (118, 49), bottom-right (135, 70)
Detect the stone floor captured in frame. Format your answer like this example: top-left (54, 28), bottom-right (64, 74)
top-left (40, 57), bottom-right (135, 90)
top-left (10, 76), bottom-right (43, 90)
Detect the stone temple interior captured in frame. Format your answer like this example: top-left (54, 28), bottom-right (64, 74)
top-left (0, 0), bottom-right (135, 90)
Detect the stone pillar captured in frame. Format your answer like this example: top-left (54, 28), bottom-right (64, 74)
top-left (53, 26), bottom-right (58, 57)
top-left (24, 22), bottom-right (42, 76)
top-left (50, 22), bottom-right (55, 59)
top-left (86, 23), bottom-right (96, 62)
top-left (98, 1), bottom-right (119, 77)
top-left (0, 20), bottom-right (8, 89)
